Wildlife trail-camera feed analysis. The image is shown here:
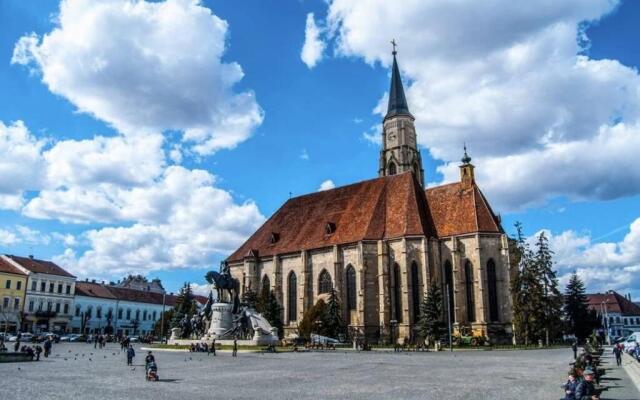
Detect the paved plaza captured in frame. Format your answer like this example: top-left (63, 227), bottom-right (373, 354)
top-left (1, 343), bottom-right (639, 399)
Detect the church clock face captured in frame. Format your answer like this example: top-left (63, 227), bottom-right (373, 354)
top-left (388, 132), bottom-right (397, 145)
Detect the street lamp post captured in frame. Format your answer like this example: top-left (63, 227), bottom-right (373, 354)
top-left (446, 284), bottom-right (453, 352)
top-left (160, 292), bottom-right (166, 343)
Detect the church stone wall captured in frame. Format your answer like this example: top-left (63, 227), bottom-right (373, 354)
top-left (362, 242), bottom-right (380, 337)
top-left (228, 233), bottom-right (513, 344)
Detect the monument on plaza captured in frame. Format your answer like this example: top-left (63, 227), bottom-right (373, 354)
top-left (202, 262), bottom-right (278, 345)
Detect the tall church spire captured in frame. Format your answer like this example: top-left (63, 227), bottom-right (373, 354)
top-left (386, 40), bottom-right (412, 120)
top-left (378, 40), bottom-right (424, 187)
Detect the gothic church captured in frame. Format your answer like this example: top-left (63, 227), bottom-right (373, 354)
top-left (226, 50), bottom-right (514, 343)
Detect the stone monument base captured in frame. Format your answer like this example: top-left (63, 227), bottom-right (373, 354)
top-left (206, 302), bottom-right (234, 338)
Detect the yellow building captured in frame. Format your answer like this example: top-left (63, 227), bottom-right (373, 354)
top-left (0, 257), bottom-right (27, 334)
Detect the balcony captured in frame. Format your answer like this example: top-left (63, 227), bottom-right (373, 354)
top-left (34, 310), bottom-right (57, 318)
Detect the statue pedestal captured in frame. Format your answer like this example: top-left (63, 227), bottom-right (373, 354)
top-left (169, 327), bottom-right (181, 340)
top-left (206, 303), bottom-right (234, 338)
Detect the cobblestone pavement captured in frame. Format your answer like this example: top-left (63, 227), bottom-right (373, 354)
top-left (1, 343), bottom-right (633, 400)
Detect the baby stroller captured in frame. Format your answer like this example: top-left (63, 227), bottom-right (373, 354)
top-left (146, 361), bottom-right (159, 381)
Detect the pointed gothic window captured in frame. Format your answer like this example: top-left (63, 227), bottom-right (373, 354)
top-left (487, 259), bottom-right (499, 322)
top-left (288, 272), bottom-right (297, 322)
top-left (388, 161), bottom-right (397, 176)
top-left (444, 260), bottom-right (455, 323)
top-left (346, 265), bottom-right (356, 311)
top-left (318, 269), bottom-right (333, 294)
top-left (411, 262), bottom-right (421, 323)
top-left (393, 263), bottom-right (402, 323)
top-left (464, 260), bottom-right (475, 322)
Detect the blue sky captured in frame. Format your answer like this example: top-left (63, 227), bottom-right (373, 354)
top-left (0, 0), bottom-right (639, 297)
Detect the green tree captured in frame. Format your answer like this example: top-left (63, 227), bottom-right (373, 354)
top-left (416, 285), bottom-right (445, 347)
top-left (242, 288), bottom-right (258, 309)
top-left (298, 299), bottom-right (328, 339)
top-left (511, 222), bottom-right (545, 345)
top-left (153, 309), bottom-right (174, 337)
top-left (322, 288), bottom-right (345, 339)
top-left (259, 289), bottom-right (284, 338)
top-left (171, 282), bottom-right (196, 335)
top-left (535, 232), bottom-right (564, 345)
top-left (564, 273), bottom-right (597, 341)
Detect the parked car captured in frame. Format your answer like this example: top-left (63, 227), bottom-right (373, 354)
top-left (35, 332), bottom-right (60, 343)
top-left (8, 332), bottom-right (34, 342)
top-left (623, 332), bottom-right (640, 353)
top-left (60, 334), bottom-right (80, 342)
top-left (129, 336), bottom-right (139, 343)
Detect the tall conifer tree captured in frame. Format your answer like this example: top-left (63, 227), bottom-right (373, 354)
top-left (535, 232), bottom-right (564, 345)
top-left (416, 285), bottom-right (445, 347)
top-left (564, 273), bottom-right (595, 341)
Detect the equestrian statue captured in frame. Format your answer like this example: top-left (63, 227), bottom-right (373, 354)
top-left (205, 261), bottom-right (240, 313)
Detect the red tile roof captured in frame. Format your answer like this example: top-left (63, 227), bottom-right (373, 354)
top-left (75, 280), bottom-right (178, 306)
top-left (0, 256), bottom-right (27, 276)
top-left (227, 173), bottom-right (503, 262)
top-left (425, 182), bottom-right (503, 237)
top-left (586, 291), bottom-right (640, 316)
top-left (75, 281), bottom-right (118, 299)
top-left (4, 254), bottom-right (75, 278)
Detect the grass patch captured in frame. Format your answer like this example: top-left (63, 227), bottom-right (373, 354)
top-left (148, 344), bottom-right (295, 352)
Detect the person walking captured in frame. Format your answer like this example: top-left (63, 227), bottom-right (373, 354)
top-left (43, 338), bottom-right (52, 358)
top-left (575, 368), bottom-right (599, 400)
top-left (126, 344), bottom-right (135, 366)
top-left (34, 345), bottom-right (42, 361)
top-left (93, 334), bottom-right (98, 349)
top-left (211, 339), bottom-right (216, 356)
top-left (571, 340), bottom-right (578, 360)
top-left (613, 344), bottom-right (622, 366)
top-left (232, 337), bottom-right (238, 357)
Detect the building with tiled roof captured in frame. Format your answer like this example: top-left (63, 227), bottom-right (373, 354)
top-left (70, 279), bottom-right (178, 336)
top-left (586, 291), bottom-right (640, 338)
top-left (226, 50), bottom-right (514, 343)
top-left (2, 254), bottom-right (77, 333)
top-left (0, 256), bottom-right (27, 333)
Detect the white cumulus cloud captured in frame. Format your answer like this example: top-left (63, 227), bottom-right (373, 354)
top-left (12, 0), bottom-right (263, 155)
top-left (318, 180), bottom-right (336, 191)
top-left (532, 217), bottom-right (640, 298)
top-left (301, 13), bottom-right (325, 68)
top-left (0, 120), bottom-right (46, 208)
top-left (315, 0), bottom-right (640, 211)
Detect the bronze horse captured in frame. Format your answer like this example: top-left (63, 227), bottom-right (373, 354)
top-left (205, 270), bottom-right (240, 314)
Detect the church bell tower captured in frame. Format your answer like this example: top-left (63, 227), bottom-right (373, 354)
top-left (378, 42), bottom-right (424, 187)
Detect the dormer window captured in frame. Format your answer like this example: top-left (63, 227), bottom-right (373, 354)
top-left (325, 222), bottom-right (336, 235)
top-left (270, 232), bottom-right (280, 244)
